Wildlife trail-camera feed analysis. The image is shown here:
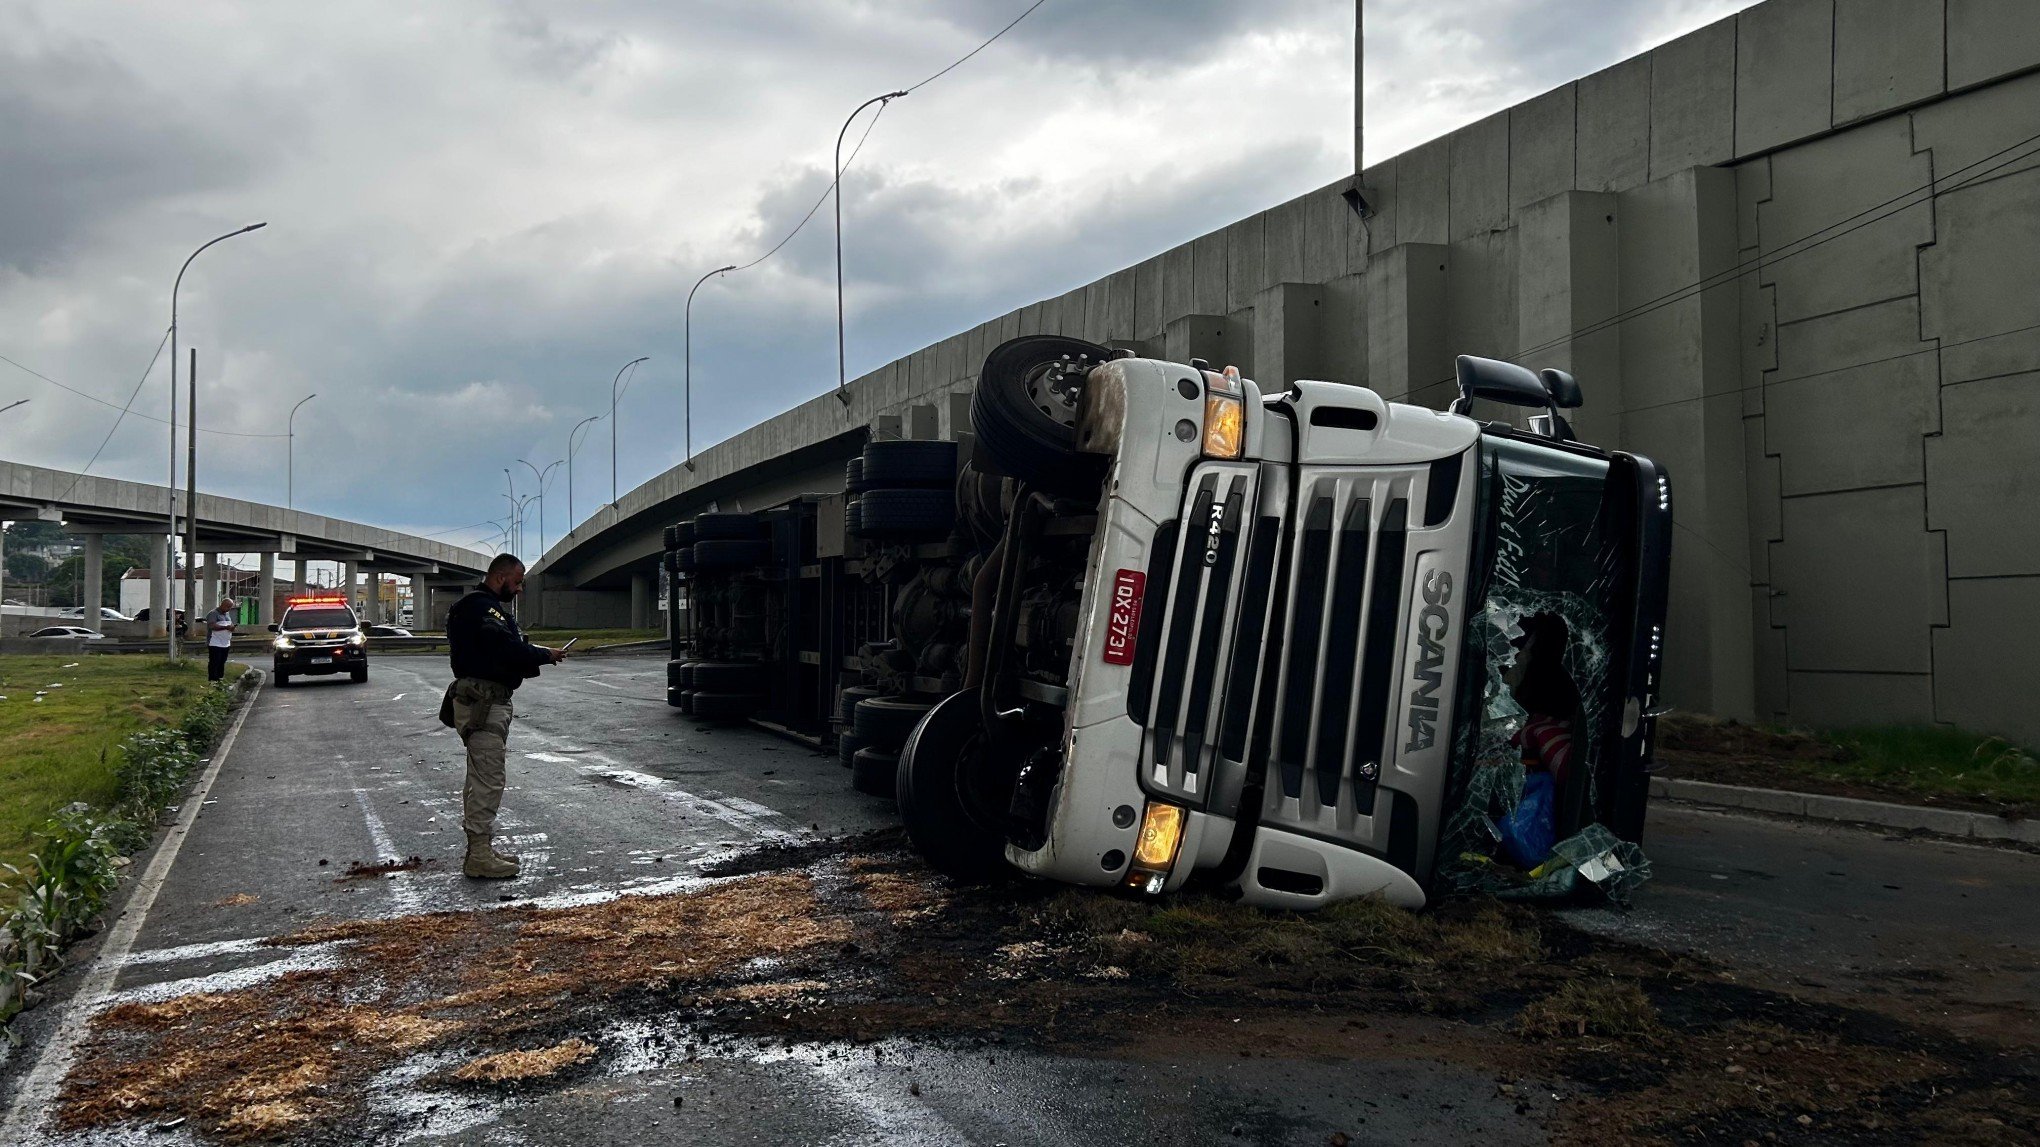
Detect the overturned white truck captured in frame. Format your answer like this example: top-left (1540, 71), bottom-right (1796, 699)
top-left (666, 336), bottom-right (1672, 909)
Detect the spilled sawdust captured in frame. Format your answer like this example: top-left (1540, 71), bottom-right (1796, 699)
top-left (212, 893), bottom-right (260, 908)
top-left (57, 872), bottom-right (851, 1141)
top-left (450, 1038), bottom-right (599, 1083)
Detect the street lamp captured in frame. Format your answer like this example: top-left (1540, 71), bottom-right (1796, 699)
top-left (166, 221), bottom-right (266, 657)
top-left (611, 356), bottom-right (649, 508)
top-left (685, 266), bottom-right (735, 469)
top-left (567, 414), bottom-right (599, 535)
top-left (0, 398), bottom-right (27, 416)
top-left (516, 458), bottom-right (562, 556)
top-left (287, 393), bottom-right (316, 509)
top-left (835, 91), bottom-right (907, 403)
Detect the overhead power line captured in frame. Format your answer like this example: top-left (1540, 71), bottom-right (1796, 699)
top-left (0, 348), bottom-right (290, 438)
top-left (906, 0), bottom-right (1049, 92)
top-left (57, 327), bottom-right (172, 501)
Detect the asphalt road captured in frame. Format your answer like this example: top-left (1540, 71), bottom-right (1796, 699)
top-left (3, 652), bottom-right (2035, 1144)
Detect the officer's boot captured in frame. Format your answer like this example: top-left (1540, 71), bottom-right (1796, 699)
top-left (463, 832), bottom-right (519, 879)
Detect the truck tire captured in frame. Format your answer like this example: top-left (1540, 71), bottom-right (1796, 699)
top-left (676, 521), bottom-right (697, 547)
top-left (846, 456), bottom-right (867, 494)
top-left (691, 661), bottom-right (766, 692)
top-left (663, 524), bottom-right (682, 549)
top-left (859, 441), bottom-right (957, 488)
top-left (837, 685), bottom-right (883, 723)
top-left (855, 489), bottom-right (955, 537)
top-left (897, 689), bottom-right (1011, 882)
top-left (690, 691), bottom-right (761, 720)
top-left (836, 731), bottom-right (868, 766)
top-left (971, 335), bottom-right (1112, 497)
top-left (676, 548), bottom-right (697, 574)
top-left (666, 685), bottom-right (687, 709)
top-left (692, 512), bottom-right (764, 540)
top-left (845, 498), bottom-right (864, 537)
top-left (852, 695), bottom-right (932, 752)
top-left (692, 540), bottom-right (770, 570)
top-left (851, 747), bottom-right (899, 796)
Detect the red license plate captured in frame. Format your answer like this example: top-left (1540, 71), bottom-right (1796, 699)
top-left (1102, 569), bottom-right (1146, 666)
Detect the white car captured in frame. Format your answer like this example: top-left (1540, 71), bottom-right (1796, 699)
top-left (29, 626), bottom-right (109, 640)
top-left (57, 606), bottom-right (131, 622)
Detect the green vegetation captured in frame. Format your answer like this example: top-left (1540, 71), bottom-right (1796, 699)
top-left (1515, 978), bottom-right (1662, 1039)
top-left (1823, 725), bottom-right (2040, 805)
top-left (0, 656), bottom-right (242, 878)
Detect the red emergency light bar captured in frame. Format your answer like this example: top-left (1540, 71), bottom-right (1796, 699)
top-left (285, 595), bottom-right (350, 607)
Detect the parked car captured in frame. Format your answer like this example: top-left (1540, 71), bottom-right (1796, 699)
top-left (362, 624), bottom-right (414, 638)
top-left (29, 626), bottom-right (109, 640)
top-left (57, 606), bottom-right (131, 621)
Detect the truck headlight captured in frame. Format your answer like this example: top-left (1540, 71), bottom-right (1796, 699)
top-left (1202, 365), bottom-right (1245, 459)
top-left (1126, 802), bottom-right (1186, 894)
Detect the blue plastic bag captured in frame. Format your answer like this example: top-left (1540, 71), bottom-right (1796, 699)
top-left (1498, 771), bottom-right (1556, 868)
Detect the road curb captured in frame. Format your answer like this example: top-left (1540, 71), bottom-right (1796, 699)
top-left (1650, 776), bottom-right (2039, 844)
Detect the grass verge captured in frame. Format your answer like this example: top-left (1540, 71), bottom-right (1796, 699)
top-left (0, 655), bottom-right (245, 879)
top-left (1658, 714), bottom-right (2040, 812)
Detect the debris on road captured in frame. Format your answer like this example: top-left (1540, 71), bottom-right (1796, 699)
top-left (337, 856), bottom-right (431, 880)
top-left (450, 1039), bottom-right (599, 1084)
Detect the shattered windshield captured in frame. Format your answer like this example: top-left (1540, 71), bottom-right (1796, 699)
top-left (1438, 437), bottom-right (1650, 903)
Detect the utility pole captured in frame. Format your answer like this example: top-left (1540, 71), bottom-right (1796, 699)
top-left (182, 348), bottom-right (199, 640)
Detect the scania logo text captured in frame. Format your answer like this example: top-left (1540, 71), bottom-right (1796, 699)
top-left (1403, 570), bottom-right (1453, 753)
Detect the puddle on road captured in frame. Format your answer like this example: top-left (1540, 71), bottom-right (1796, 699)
top-left (46, 833), bottom-right (2039, 1146)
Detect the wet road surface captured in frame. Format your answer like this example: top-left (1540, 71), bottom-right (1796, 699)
top-left (3, 652), bottom-right (2034, 1144)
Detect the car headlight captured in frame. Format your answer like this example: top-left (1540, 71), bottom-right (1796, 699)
top-left (1125, 802), bottom-right (1187, 894)
top-left (273, 637), bottom-right (295, 650)
top-left (348, 633), bottom-right (367, 646)
top-left (1202, 366), bottom-right (1245, 459)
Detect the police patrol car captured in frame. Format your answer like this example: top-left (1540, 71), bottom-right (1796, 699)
top-left (269, 594), bottom-right (369, 686)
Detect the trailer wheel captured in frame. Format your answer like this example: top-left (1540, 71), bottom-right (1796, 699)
top-left (689, 691), bottom-right (760, 720)
top-left (692, 539), bottom-right (770, 569)
top-left (676, 548), bottom-right (697, 574)
top-left (860, 440), bottom-right (958, 488)
top-left (666, 685), bottom-right (687, 709)
top-left (855, 489), bottom-right (955, 538)
top-left (851, 747), bottom-right (899, 796)
top-left (837, 684), bottom-right (883, 723)
top-left (692, 511), bottom-right (764, 540)
top-left (846, 456), bottom-right (867, 494)
top-left (845, 498), bottom-right (864, 537)
top-left (896, 689), bottom-right (1010, 882)
top-left (971, 335), bottom-right (1112, 497)
top-left (676, 520), bottom-right (697, 547)
top-left (836, 731), bottom-right (868, 766)
top-left (852, 695), bottom-right (932, 752)
top-left (691, 661), bottom-right (766, 691)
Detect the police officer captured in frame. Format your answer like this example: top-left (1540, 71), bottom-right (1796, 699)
top-left (444, 554), bottom-right (565, 879)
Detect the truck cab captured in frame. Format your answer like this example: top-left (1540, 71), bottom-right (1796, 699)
top-left (891, 340), bottom-right (1670, 909)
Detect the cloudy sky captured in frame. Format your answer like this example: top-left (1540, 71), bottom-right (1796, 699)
top-left (1, 0), bottom-right (1756, 556)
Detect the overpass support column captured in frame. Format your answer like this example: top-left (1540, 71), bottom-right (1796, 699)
top-left (148, 537), bottom-right (169, 637)
top-left (82, 535), bottom-right (104, 617)
top-left (341, 561), bottom-right (359, 612)
top-left (630, 572), bottom-right (653, 631)
top-left (258, 553), bottom-right (276, 626)
top-left (201, 554), bottom-right (219, 613)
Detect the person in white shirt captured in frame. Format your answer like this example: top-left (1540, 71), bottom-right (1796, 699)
top-left (204, 597), bottom-right (238, 682)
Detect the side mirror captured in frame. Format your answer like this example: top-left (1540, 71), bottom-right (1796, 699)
top-left (267, 623), bottom-right (279, 633)
top-left (1539, 368), bottom-right (1583, 409)
top-left (1450, 355), bottom-right (1550, 414)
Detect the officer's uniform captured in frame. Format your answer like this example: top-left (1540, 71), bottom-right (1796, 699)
top-left (443, 585), bottom-right (553, 877)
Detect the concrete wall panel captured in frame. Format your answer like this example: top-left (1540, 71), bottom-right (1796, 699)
top-left (1364, 244), bottom-right (1450, 401)
top-left (1190, 230), bottom-right (1229, 316)
top-left (1578, 56), bottom-right (1652, 193)
top-left (1918, 164), bottom-right (2040, 383)
top-left (1133, 255), bottom-right (1165, 341)
top-left (1926, 371), bottom-right (2040, 577)
top-left (1786, 671), bottom-right (1937, 727)
top-left (1765, 297), bottom-right (1938, 495)
top-left (1751, 585), bottom-right (1791, 719)
top-left (1104, 267), bottom-right (1137, 343)
top-left (1449, 111), bottom-right (1511, 239)
top-left (1251, 282), bottom-right (1325, 389)
top-left (1757, 116), bottom-right (1933, 323)
top-left (1264, 195), bottom-right (1309, 286)
top-left (1735, 0), bottom-right (1834, 155)
top-left (1834, 0), bottom-right (1947, 124)
top-left (1933, 576), bottom-right (2040, 743)
top-left (1771, 485), bottom-right (1938, 673)
top-left (1318, 272), bottom-right (1368, 386)
top-left (1445, 230), bottom-right (1517, 364)
top-left (1514, 191), bottom-right (1620, 445)
top-left (1226, 215), bottom-right (1266, 313)
top-left (1510, 85), bottom-right (1576, 217)
top-left (1361, 155), bottom-right (1399, 254)
top-left (1650, 17), bottom-right (1738, 179)
top-left (1947, 0), bottom-right (2040, 89)
top-left (1399, 138), bottom-right (1451, 246)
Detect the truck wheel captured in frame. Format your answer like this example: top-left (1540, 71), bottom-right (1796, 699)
top-left (852, 695), bottom-right (932, 752)
top-left (972, 335), bottom-right (1112, 497)
top-left (691, 661), bottom-right (765, 691)
top-left (837, 731), bottom-right (868, 766)
top-left (860, 441), bottom-right (957, 488)
top-left (677, 520), bottom-right (697, 546)
top-left (690, 691), bottom-right (760, 720)
top-left (897, 689), bottom-right (1010, 881)
top-left (837, 685), bottom-right (883, 723)
top-left (692, 540), bottom-right (770, 570)
top-left (855, 489), bottom-right (955, 538)
top-left (846, 456), bottom-right (867, 494)
top-left (851, 747), bottom-right (899, 796)
top-left (692, 511), bottom-right (764, 540)
top-left (663, 524), bottom-right (683, 549)
top-left (667, 686), bottom-right (688, 709)
top-left (676, 548), bottom-right (697, 574)
top-left (676, 688), bottom-right (698, 714)
top-left (845, 498), bottom-right (864, 537)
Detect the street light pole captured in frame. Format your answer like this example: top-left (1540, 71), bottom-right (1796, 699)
top-left (287, 393), bottom-right (316, 510)
top-left (835, 91), bottom-right (906, 404)
top-left (167, 221), bottom-right (266, 657)
top-left (610, 356), bottom-right (649, 508)
top-left (684, 266), bottom-right (735, 469)
top-left (517, 458), bottom-right (562, 557)
top-left (567, 414), bottom-right (599, 535)
top-left (0, 399), bottom-right (27, 416)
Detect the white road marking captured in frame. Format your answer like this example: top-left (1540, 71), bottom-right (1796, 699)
top-left (352, 785), bottom-right (427, 915)
top-left (0, 674), bottom-right (264, 1145)
top-left (514, 724), bottom-right (802, 845)
top-left (101, 944), bottom-right (347, 1007)
top-left (579, 677), bottom-right (624, 691)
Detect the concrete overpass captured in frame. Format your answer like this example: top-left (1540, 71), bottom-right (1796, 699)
top-left (527, 0), bottom-right (2040, 746)
top-left (1, 458), bottom-right (490, 630)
